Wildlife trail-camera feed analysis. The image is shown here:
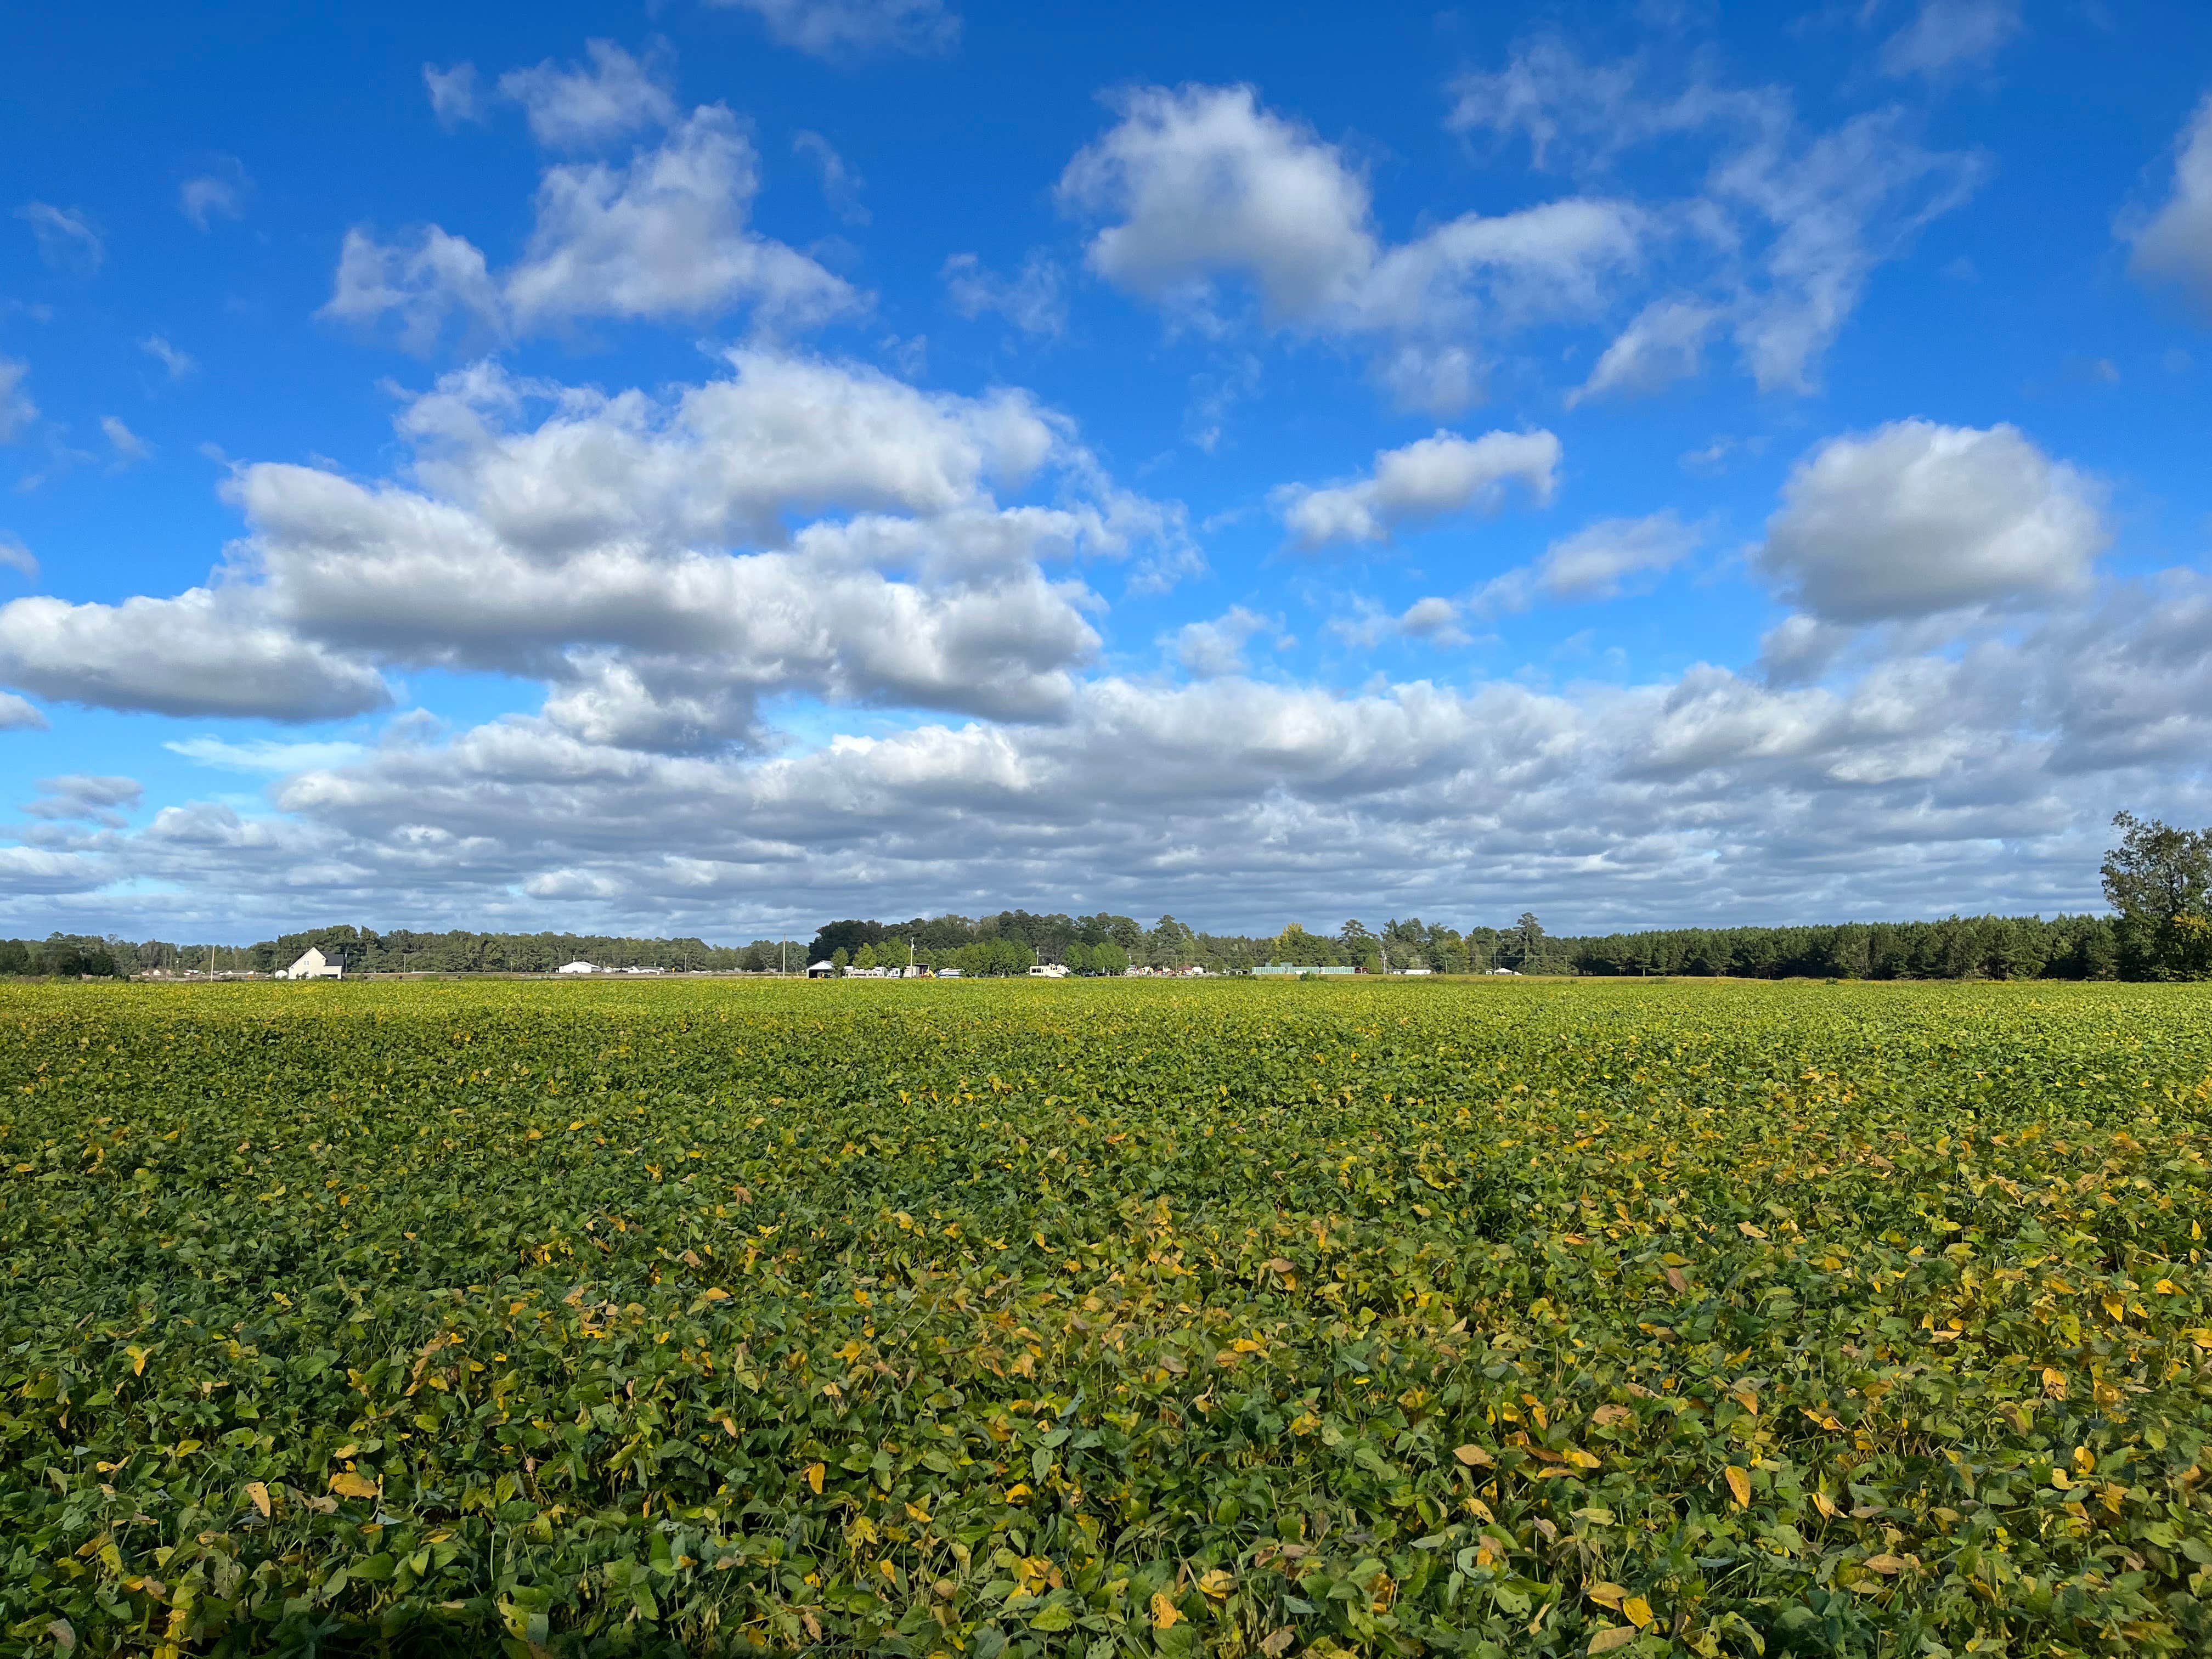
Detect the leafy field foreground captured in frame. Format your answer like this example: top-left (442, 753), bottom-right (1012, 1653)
top-left (3, 980), bottom-right (2210, 1659)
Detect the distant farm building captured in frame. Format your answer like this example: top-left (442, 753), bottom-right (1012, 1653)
top-left (555, 961), bottom-right (599, 975)
top-left (280, 947), bottom-right (343, 980)
top-left (1251, 964), bottom-right (1354, 976)
top-left (806, 961), bottom-right (837, 978)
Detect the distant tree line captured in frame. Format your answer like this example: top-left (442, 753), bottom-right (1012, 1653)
top-left (239, 927), bottom-right (795, 976)
top-left (1566, 915), bottom-right (2118, 980)
top-left (0, 910), bottom-right (2126, 982)
top-left (9, 811), bottom-right (2210, 983)
top-left (0, 935), bottom-right (132, 978)
top-left (0, 927), bottom-right (806, 979)
top-left (810, 910), bottom-right (1582, 977)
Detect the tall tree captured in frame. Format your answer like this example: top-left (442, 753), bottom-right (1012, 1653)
top-left (2102, 810), bottom-right (2212, 979)
top-left (1506, 911), bottom-right (1545, 971)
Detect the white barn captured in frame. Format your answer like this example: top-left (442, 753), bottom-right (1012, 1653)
top-left (555, 960), bottom-right (599, 975)
top-left (282, 947), bottom-right (343, 980)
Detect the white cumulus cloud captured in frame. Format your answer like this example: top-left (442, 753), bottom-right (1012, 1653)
top-left (0, 589), bottom-right (392, 721)
top-left (1273, 428), bottom-right (1560, 551)
top-left (328, 107), bottom-right (860, 348)
top-left (498, 40), bottom-right (678, 149)
top-left (0, 350), bottom-right (1183, 749)
top-left (2127, 92), bottom-right (2212, 317)
top-left (1756, 420), bottom-right (2107, 624)
top-left (1166, 606), bottom-right (1276, 676)
top-left (1474, 512), bottom-right (1703, 617)
top-left (1059, 84), bottom-right (1641, 409)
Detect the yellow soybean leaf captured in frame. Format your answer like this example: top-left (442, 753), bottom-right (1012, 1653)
top-left (1585, 1582), bottom-right (1627, 1610)
top-left (1862, 1554), bottom-right (1906, 1575)
top-left (330, 1472), bottom-right (379, 1500)
top-left (1623, 1596), bottom-right (1654, 1629)
top-left (1150, 1592), bottom-right (1182, 1630)
top-left (1564, 1448), bottom-right (1601, 1470)
top-left (1724, 1466), bottom-right (1751, 1508)
top-left (1198, 1569), bottom-right (1234, 1598)
top-left (245, 1481), bottom-right (271, 1518)
top-left (1453, 1444), bottom-right (1493, 1467)
top-left (1588, 1628), bottom-right (1638, 1654)
top-left (804, 1463), bottom-right (825, 1494)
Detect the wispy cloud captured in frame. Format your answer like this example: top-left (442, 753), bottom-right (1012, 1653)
top-left (16, 202), bottom-right (104, 273)
top-left (165, 736), bottom-right (371, 773)
top-left (140, 335), bottom-right (198, 380)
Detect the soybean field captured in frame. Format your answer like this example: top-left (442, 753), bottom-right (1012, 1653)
top-left (2, 978), bottom-right (2209, 1658)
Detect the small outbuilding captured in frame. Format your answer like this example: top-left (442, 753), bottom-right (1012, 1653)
top-left (555, 960), bottom-right (599, 975)
top-left (805, 961), bottom-right (837, 978)
top-left (281, 947), bottom-right (343, 980)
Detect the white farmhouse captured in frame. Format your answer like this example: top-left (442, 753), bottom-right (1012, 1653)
top-left (555, 960), bottom-right (599, 975)
top-left (282, 947), bottom-right (343, 980)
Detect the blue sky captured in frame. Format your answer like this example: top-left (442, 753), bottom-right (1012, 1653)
top-left (4, 0), bottom-right (2211, 943)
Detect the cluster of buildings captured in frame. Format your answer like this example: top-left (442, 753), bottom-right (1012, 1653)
top-left (268, 947), bottom-right (1516, 983)
top-left (802, 962), bottom-right (1218, 979)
